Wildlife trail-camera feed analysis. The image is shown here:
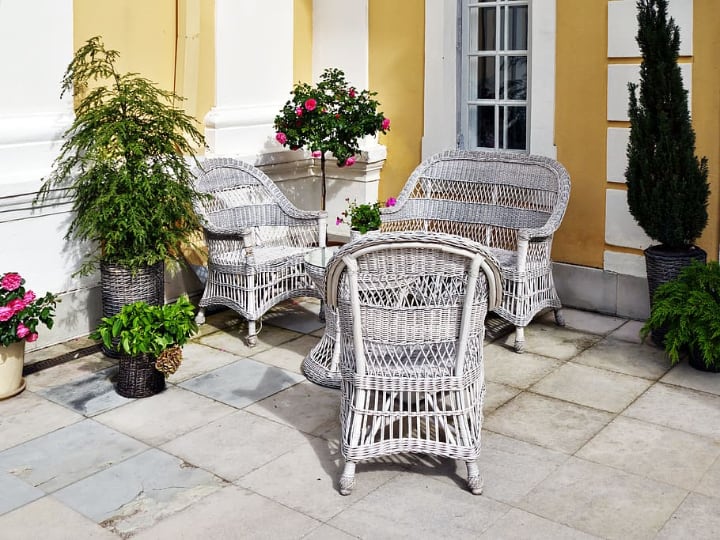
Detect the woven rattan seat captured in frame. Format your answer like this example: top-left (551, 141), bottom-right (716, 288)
top-left (192, 158), bottom-right (327, 346)
top-left (326, 231), bottom-right (503, 495)
top-left (380, 150), bottom-right (571, 352)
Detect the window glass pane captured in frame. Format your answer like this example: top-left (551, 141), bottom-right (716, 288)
top-left (506, 106), bottom-right (527, 150)
top-left (470, 7), bottom-right (495, 52)
top-left (506, 56), bottom-right (527, 100)
top-left (475, 105), bottom-right (495, 149)
top-left (499, 106), bottom-right (505, 148)
top-left (509, 6), bottom-right (528, 50)
top-left (469, 56), bottom-right (495, 100)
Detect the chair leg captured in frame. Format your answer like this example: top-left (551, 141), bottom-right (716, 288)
top-left (194, 308), bottom-right (206, 325)
top-left (465, 461), bottom-right (484, 495)
top-left (514, 326), bottom-right (525, 353)
top-left (339, 461), bottom-right (356, 496)
top-left (554, 308), bottom-right (566, 327)
top-left (246, 320), bottom-right (257, 347)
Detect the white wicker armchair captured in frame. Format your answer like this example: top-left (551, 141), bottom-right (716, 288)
top-left (380, 150), bottom-right (571, 352)
top-left (192, 158), bottom-right (327, 346)
top-left (325, 231), bottom-right (503, 495)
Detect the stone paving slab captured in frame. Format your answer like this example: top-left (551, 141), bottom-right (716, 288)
top-left (572, 337), bottom-right (671, 379)
top-left (538, 308), bottom-right (626, 336)
top-left (660, 362), bottom-right (720, 396)
top-left (165, 342), bottom-right (245, 383)
top-left (501, 325), bottom-right (602, 361)
top-left (196, 324), bottom-right (301, 358)
top-left (53, 448), bottom-right (226, 537)
top-left (656, 491), bottom-right (720, 539)
top-left (478, 507), bottom-right (602, 539)
top-left (608, 319), bottom-right (646, 343)
top-left (0, 470), bottom-right (44, 515)
top-left (484, 342), bottom-right (563, 389)
top-left (695, 456), bottom-right (720, 498)
top-left (24, 352), bottom-right (115, 392)
top-left (483, 381), bottom-right (521, 414)
top-left (250, 334), bottom-right (320, 374)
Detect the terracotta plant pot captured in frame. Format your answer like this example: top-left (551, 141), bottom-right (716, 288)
top-left (0, 341), bottom-right (26, 400)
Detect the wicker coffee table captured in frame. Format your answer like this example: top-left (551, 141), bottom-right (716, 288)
top-left (302, 246), bottom-right (341, 388)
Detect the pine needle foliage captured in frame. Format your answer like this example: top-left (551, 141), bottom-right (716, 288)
top-left (641, 261), bottom-right (720, 369)
top-left (625, 0), bottom-right (709, 249)
top-left (36, 37), bottom-right (207, 275)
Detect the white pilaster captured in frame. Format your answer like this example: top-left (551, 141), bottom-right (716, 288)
top-left (204, 0), bottom-right (295, 160)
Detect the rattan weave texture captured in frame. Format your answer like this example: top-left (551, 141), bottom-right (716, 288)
top-left (380, 150), bottom-right (571, 352)
top-left (117, 353), bottom-right (165, 398)
top-left (326, 231), bottom-right (503, 495)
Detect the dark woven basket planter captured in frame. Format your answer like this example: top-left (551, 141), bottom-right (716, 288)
top-left (100, 261), bottom-right (165, 357)
top-left (117, 353), bottom-right (166, 398)
top-left (645, 245), bottom-right (706, 346)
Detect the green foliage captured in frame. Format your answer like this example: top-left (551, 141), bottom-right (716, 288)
top-left (625, 0), bottom-right (709, 249)
top-left (337, 197), bottom-right (396, 234)
top-left (641, 261), bottom-right (720, 369)
top-left (36, 36), bottom-right (207, 275)
top-left (273, 68), bottom-right (389, 166)
top-left (90, 295), bottom-right (198, 357)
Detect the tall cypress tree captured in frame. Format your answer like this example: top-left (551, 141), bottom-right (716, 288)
top-left (626, 0), bottom-right (709, 250)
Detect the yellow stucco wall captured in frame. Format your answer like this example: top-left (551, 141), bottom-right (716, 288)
top-left (554, 0), bottom-right (607, 268)
top-left (293, 0), bottom-right (313, 84)
top-left (368, 0), bottom-right (425, 201)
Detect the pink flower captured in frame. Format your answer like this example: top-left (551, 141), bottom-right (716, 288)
top-left (26, 332), bottom-right (38, 343)
top-left (349, 87), bottom-right (356, 98)
top-left (385, 197), bottom-right (397, 207)
top-left (312, 150), bottom-right (322, 158)
top-left (345, 156), bottom-right (356, 167)
top-left (304, 98), bottom-right (317, 112)
top-left (23, 290), bottom-right (36, 304)
top-left (295, 106), bottom-right (303, 117)
top-left (381, 117), bottom-right (391, 131)
top-left (275, 132), bottom-right (288, 145)
top-left (0, 306), bottom-right (13, 322)
top-left (1, 273), bottom-right (22, 291)
top-left (8, 298), bottom-right (25, 314)
top-left (336, 217), bottom-right (343, 226)
top-left (16, 323), bottom-right (29, 339)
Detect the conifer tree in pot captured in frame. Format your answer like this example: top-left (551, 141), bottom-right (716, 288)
top-left (36, 37), bottom-right (206, 353)
top-left (626, 0), bottom-right (710, 339)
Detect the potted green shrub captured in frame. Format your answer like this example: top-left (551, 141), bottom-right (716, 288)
top-left (273, 68), bottom-right (390, 210)
top-left (336, 197), bottom-right (397, 239)
top-left (91, 295), bottom-right (198, 397)
top-left (35, 36), bottom-right (207, 351)
top-left (641, 261), bottom-right (720, 372)
top-left (625, 0), bottom-right (710, 341)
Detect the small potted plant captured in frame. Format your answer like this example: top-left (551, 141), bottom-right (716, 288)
top-left (0, 272), bottom-right (57, 399)
top-left (274, 68), bottom-right (390, 210)
top-left (641, 261), bottom-right (720, 372)
top-left (337, 197), bottom-right (396, 239)
top-left (91, 295), bottom-right (198, 397)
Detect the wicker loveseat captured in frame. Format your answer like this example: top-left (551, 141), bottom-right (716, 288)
top-left (191, 158), bottom-right (327, 345)
top-left (380, 150), bottom-right (571, 352)
top-left (325, 231), bottom-right (503, 495)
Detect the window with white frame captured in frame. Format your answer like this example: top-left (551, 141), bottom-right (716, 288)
top-left (461, 0), bottom-right (529, 151)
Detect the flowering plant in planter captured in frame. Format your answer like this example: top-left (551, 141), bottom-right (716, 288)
top-left (273, 68), bottom-right (390, 210)
top-left (0, 273), bottom-right (58, 347)
top-left (337, 197), bottom-right (397, 234)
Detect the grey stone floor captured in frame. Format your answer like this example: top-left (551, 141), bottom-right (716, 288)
top-left (1, 299), bottom-right (719, 539)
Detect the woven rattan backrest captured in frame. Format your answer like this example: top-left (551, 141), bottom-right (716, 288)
top-left (326, 231), bottom-right (502, 378)
top-left (381, 150), bottom-right (571, 249)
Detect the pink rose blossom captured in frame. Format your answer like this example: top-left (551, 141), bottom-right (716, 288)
top-left (345, 156), bottom-right (356, 167)
top-left (381, 117), bottom-right (391, 131)
top-left (0, 306), bottom-right (13, 322)
top-left (385, 197), bottom-right (397, 207)
top-left (304, 98), bottom-right (317, 112)
top-left (1, 273), bottom-right (22, 291)
top-left (26, 332), bottom-right (38, 343)
top-left (16, 323), bottom-right (29, 339)
top-left (336, 217), bottom-right (343, 226)
top-left (23, 290), bottom-right (36, 304)
top-left (295, 107), bottom-right (303, 117)
top-left (312, 150), bottom-right (322, 158)
top-left (8, 298), bottom-right (25, 314)
top-left (275, 132), bottom-right (288, 145)
top-left (349, 88), bottom-right (357, 98)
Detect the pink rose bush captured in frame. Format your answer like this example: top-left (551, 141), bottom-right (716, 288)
top-left (0, 272), bottom-right (57, 347)
top-left (273, 68), bottom-right (390, 207)
top-left (336, 197), bottom-right (397, 234)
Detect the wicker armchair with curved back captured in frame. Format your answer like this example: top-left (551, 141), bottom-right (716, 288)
top-left (191, 158), bottom-right (327, 346)
top-left (380, 150), bottom-right (571, 352)
top-left (325, 231), bottom-right (503, 495)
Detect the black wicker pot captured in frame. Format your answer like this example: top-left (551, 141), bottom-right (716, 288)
top-left (688, 347), bottom-right (720, 373)
top-left (117, 353), bottom-right (166, 398)
top-left (100, 261), bottom-right (164, 357)
top-left (645, 245), bottom-right (706, 346)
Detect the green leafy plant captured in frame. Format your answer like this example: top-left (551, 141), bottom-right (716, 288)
top-left (0, 272), bottom-right (57, 347)
top-left (337, 197), bottom-right (396, 234)
top-left (90, 295), bottom-right (197, 360)
top-left (35, 36), bottom-right (207, 275)
top-left (641, 261), bottom-right (720, 369)
top-left (625, 0), bottom-right (709, 249)
top-left (273, 68), bottom-right (390, 209)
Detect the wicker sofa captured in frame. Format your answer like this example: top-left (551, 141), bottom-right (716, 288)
top-left (380, 150), bottom-right (571, 352)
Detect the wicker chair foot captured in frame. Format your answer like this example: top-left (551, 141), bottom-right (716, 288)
top-left (554, 308), bottom-right (566, 327)
top-left (339, 463), bottom-right (356, 495)
top-left (195, 309), bottom-right (206, 325)
top-left (466, 462), bottom-right (484, 495)
top-left (513, 326), bottom-right (525, 353)
top-left (245, 334), bottom-right (257, 347)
